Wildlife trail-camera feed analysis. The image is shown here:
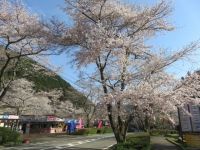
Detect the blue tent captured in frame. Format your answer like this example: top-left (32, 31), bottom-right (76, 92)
top-left (66, 119), bottom-right (76, 134)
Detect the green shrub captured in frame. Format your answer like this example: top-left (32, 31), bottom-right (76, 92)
top-left (73, 127), bottom-right (113, 135)
top-left (88, 128), bottom-right (97, 134)
top-left (97, 128), bottom-right (104, 134)
top-left (73, 128), bottom-right (89, 135)
top-left (0, 127), bottom-right (22, 145)
top-left (96, 127), bottom-right (113, 134)
top-left (111, 142), bottom-right (137, 150)
top-left (103, 127), bottom-right (113, 133)
top-left (126, 132), bottom-right (150, 149)
top-left (73, 128), bottom-right (98, 135)
top-left (110, 132), bottom-right (150, 150)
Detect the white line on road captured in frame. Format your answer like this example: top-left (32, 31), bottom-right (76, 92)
top-left (55, 146), bottom-right (63, 149)
top-left (84, 140), bottom-right (91, 142)
top-left (3, 134), bottom-right (115, 150)
top-left (102, 143), bottom-right (115, 150)
top-left (41, 135), bottom-right (115, 150)
top-left (91, 139), bottom-right (96, 141)
top-left (67, 143), bottom-right (74, 146)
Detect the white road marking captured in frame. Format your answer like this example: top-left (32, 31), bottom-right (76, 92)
top-left (66, 135), bottom-right (115, 148)
top-left (55, 146), bottom-right (62, 149)
top-left (84, 140), bottom-right (91, 142)
top-left (3, 134), bottom-right (115, 150)
top-left (102, 143), bottom-right (115, 150)
top-left (67, 143), bottom-right (74, 146)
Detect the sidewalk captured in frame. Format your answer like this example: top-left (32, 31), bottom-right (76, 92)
top-left (151, 136), bottom-right (181, 150)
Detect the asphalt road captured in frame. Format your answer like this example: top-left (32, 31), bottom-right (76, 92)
top-left (151, 136), bottom-right (181, 150)
top-left (1, 134), bottom-right (116, 150)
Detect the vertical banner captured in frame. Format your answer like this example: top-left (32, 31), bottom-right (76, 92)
top-left (179, 104), bottom-right (200, 132)
top-left (179, 105), bottom-right (192, 132)
top-left (189, 104), bottom-right (200, 132)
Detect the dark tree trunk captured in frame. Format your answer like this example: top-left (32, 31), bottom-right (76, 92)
top-left (86, 114), bottom-right (90, 128)
top-left (107, 103), bottom-right (130, 143)
top-left (144, 115), bottom-right (150, 132)
top-left (96, 56), bottom-right (130, 143)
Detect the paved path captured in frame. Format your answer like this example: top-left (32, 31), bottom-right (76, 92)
top-left (151, 136), bottom-right (181, 150)
top-left (1, 134), bottom-right (115, 150)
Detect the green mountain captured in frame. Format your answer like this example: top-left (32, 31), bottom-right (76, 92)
top-left (15, 57), bottom-right (87, 108)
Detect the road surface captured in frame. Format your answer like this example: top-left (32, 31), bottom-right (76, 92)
top-left (1, 134), bottom-right (116, 150)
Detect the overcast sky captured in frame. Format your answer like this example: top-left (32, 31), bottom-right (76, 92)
top-left (24, 0), bottom-right (200, 88)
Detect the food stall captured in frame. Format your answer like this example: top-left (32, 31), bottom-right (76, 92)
top-left (0, 114), bottom-right (19, 130)
top-left (20, 115), bottom-right (65, 134)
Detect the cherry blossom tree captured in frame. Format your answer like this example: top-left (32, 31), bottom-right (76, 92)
top-left (0, 78), bottom-right (51, 115)
top-left (124, 71), bottom-right (177, 131)
top-left (55, 100), bottom-right (74, 117)
top-left (0, 0), bottom-right (56, 101)
top-left (49, 0), bottom-right (200, 143)
top-left (37, 89), bottom-right (63, 115)
top-left (77, 78), bottom-right (103, 127)
top-left (173, 71), bottom-right (200, 106)
top-left (37, 89), bottom-right (78, 117)
top-left (0, 78), bottom-right (74, 116)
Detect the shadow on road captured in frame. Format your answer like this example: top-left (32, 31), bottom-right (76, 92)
top-left (60, 148), bottom-right (101, 150)
top-left (151, 136), bottom-right (181, 150)
top-left (151, 143), bottom-right (181, 150)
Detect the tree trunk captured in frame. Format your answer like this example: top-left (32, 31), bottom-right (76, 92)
top-left (97, 61), bottom-right (129, 143)
top-left (144, 115), bottom-right (150, 132)
top-left (86, 114), bottom-right (90, 128)
top-left (115, 124), bottom-right (127, 143)
top-left (107, 103), bottom-right (129, 143)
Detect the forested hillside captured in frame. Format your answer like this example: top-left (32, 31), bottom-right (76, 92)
top-left (5, 55), bottom-right (87, 108)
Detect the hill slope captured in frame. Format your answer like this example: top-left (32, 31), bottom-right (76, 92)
top-left (14, 57), bottom-right (87, 108)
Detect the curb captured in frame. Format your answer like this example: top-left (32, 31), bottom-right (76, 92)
top-left (166, 137), bottom-right (185, 150)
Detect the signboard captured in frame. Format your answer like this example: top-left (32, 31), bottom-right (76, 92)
top-left (190, 105), bottom-right (200, 132)
top-left (47, 116), bottom-right (56, 121)
top-left (3, 114), bottom-right (9, 119)
top-left (20, 115), bottom-right (46, 122)
top-left (0, 114), bottom-right (19, 120)
top-left (179, 105), bottom-right (192, 132)
top-left (179, 104), bottom-right (200, 132)
top-left (8, 115), bottom-right (19, 119)
top-left (20, 115), bottom-right (64, 122)
top-left (47, 116), bottom-right (64, 122)
top-left (55, 118), bottom-right (64, 122)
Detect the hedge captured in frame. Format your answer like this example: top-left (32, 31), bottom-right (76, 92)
top-left (110, 132), bottom-right (150, 150)
top-left (0, 127), bottom-right (22, 145)
top-left (73, 127), bottom-right (113, 135)
top-left (72, 128), bottom-right (89, 135)
top-left (103, 127), bottom-right (113, 133)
